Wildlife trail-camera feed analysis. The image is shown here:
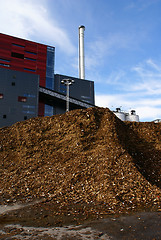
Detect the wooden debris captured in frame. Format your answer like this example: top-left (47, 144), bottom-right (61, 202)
top-left (0, 107), bottom-right (160, 222)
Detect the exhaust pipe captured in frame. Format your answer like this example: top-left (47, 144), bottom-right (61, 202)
top-left (79, 25), bottom-right (85, 79)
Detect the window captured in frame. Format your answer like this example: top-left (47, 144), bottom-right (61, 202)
top-left (12, 43), bottom-right (25, 48)
top-left (60, 83), bottom-right (66, 94)
top-left (25, 51), bottom-right (37, 55)
top-left (23, 93), bottom-right (36, 98)
top-left (12, 82), bottom-right (15, 86)
top-left (3, 115), bottom-right (6, 119)
top-left (47, 46), bottom-right (54, 51)
top-left (0, 58), bottom-right (10, 63)
top-left (0, 94), bottom-right (4, 99)
top-left (24, 68), bottom-right (35, 72)
top-left (46, 47), bottom-right (55, 90)
top-left (22, 110), bottom-right (35, 114)
top-left (23, 105), bottom-right (35, 109)
top-left (0, 63), bottom-right (10, 67)
top-left (24, 116), bottom-right (27, 120)
top-left (46, 77), bottom-right (53, 89)
top-left (18, 96), bottom-right (27, 102)
top-left (11, 52), bottom-right (24, 59)
top-left (44, 104), bottom-right (53, 116)
top-left (24, 57), bottom-right (36, 61)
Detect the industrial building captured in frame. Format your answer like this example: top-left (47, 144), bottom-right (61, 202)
top-left (0, 30), bottom-right (141, 128)
top-left (0, 32), bottom-right (95, 128)
top-left (113, 108), bottom-right (139, 122)
top-left (153, 119), bottom-right (161, 123)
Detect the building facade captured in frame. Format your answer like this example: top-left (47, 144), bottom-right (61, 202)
top-left (0, 33), bottom-right (95, 128)
top-left (39, 74), bottom-right (95, 116)
top-left (0, 68), bottom-right (39, 127)
top-left (54, 74), bottom-right (95, 105)
top-left (0, 33), bottom-right (55, 117)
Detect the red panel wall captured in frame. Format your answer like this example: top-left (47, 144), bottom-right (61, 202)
top-left (0, 33), bottom-right (47, 116)
top-left (0, 33), bottom-right (47, 85)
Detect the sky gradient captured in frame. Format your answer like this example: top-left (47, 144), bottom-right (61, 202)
top-left (1, 0), bottom-right (161, 121)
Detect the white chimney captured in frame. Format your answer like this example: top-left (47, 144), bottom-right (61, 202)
top-left (79, 25), bottom-right (85, 79)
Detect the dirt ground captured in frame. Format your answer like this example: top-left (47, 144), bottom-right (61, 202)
top-left (0, 204), bottom-right (160, 239)
top-left (0, 107), bottom-right (161, 239)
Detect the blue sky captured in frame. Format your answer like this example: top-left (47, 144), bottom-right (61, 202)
top-left (1, 0), bottom-right (161, 121)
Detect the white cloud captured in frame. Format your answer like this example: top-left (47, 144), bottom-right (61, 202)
top-left (104, 70), bottom-right (126, 85)
top-left (95, 93), bottom-right (161, 121)
top-left (136, 106), bottom-right (161, 121)
top-left (85, 28), bottom-right (144, 78)
top-left (146, 58), bottom-right (161, 71)
top-left (138, 0), bottom-right (160, 11)
top-left (0, 0), bottom-right (76, 55)
top-left (95, 58), bottom-right (161, 121)
top-left (125, 0), bottom-right (160, 11)
top-left (131, 59), bottom-right (161, 95)
top-left (86, 33), bottom-right (130, 70)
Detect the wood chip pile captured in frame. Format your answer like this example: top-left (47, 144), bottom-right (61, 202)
top-left (0, 107), bottom-right (160, 221)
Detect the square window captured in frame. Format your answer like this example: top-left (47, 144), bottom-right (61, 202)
top-left (11, 52), bottom-right (24, 59)
top-left (18, 96), bottom-right (27, 102)
top-left (3, 115), bottom-right (6, 118)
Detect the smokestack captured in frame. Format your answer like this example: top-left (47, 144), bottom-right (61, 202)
top-left (79, 25), bottom-right (85, 79)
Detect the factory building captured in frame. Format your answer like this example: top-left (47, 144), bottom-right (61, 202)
top-left (54, 74), bottom-right (94, 104)
top-left (113, 108), bottom-right (139, 122)
top-left (153, 119), bottom-right (161, 123)
top-left (0, 33), bottom-right (95, 128)
top-left (0, 32), bottom-right (55, 117)
top-left (39, 74), bottom-right (95, 116)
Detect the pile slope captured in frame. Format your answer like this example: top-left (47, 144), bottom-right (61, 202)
top-left (0, 107), bottom-right (160, 225)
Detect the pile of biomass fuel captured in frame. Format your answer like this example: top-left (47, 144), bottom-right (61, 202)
top-left (0, 107), bottom-right (160, 226)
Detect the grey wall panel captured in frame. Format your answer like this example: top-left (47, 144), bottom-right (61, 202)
top-left (54, 74), bottom-right (95, 105)
top-left (0, 68), bottom-right (39, 128)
